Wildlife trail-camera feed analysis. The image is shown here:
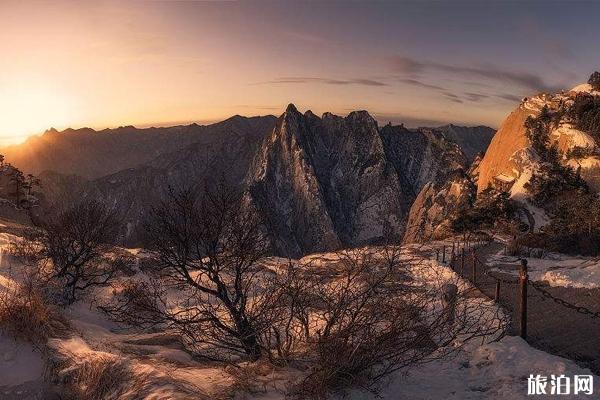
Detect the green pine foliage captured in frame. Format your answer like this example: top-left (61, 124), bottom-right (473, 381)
top-left (451, 188), bottom-right (517, 234)
top-left (589, 71), bottom-right (600, 91)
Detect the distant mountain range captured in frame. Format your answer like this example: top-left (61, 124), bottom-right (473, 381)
top-left (0, 107), bottom-right (494, 256)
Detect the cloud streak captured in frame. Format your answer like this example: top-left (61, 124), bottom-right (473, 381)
top-left (398, 78), bottom-right (446, 91)
top-left (256, 77), bottom-right (387, 87)
top-left (389, 55), bottom-right (560, 93)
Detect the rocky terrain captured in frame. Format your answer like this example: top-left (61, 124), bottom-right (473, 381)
top-left (434, 124), bottom-right (495, 162)
top-left (478, 84), bottom-right (600, 194)
top-left (404, 79), bottom-right (600, 245)
top-left (1, 106), bottom-right (493, 255)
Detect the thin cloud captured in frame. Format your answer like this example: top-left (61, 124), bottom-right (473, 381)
top-left (398, 78), bottom-right (446, 91)
top-left (255, 77), bottom-right (387, 87)
top-left (443, 92), bottom-right (464, 104)
top-left (389, 55), bottom-right (560, 92)
top-left (464, 92), bottom-right (489, 102)
top-left (283, 31), bottom-right (332, 46)
top-left (496, 93), bottom-right (522, 102)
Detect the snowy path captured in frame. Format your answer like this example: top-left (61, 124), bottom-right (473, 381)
top-left (454, 242), bottom-right (600, 374)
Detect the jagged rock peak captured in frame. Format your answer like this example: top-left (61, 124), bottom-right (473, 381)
top-left (304, 110), bottom-right (317, 118)
top-left (346, 110), bottom-right (375, 121)
top-left (285, 103), bottom-right (299, 113)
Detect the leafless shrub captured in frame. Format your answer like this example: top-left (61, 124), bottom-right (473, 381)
top-left (12, 199), bottom-right (125, 304)
top-left (291, 246), bottom-right (508, 398)
top-left (100, 180), bottom-right (507, 397)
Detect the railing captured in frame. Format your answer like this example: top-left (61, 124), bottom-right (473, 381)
top-left (435, 239), bottom-right (600, 341)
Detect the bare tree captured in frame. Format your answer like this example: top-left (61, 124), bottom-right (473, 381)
top-left (105, 182), bottom-right (271, 361)
top-left (13, 199), bottom-right (123, 304)
top-left (290, 246), bottom-right (508, 398)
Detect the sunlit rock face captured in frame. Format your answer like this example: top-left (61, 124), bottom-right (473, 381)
top-left (477, 85), bottom-right (600, 198)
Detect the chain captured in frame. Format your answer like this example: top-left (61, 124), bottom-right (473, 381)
top-left (469, 248), bottom-right (600, 319)
top-left (528, 279), bottom-right (600, 319)
top-left (484, 270), bottom-right (519, 284)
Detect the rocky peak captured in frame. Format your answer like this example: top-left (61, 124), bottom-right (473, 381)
top-left (247, 105), bottom-right (406, 257)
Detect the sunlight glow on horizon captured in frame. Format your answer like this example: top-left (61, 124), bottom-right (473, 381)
top-left (1, 1), bottom-right (597, 146)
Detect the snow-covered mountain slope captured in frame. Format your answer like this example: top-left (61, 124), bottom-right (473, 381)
top-left (1, 226), bottom-right (594, 399)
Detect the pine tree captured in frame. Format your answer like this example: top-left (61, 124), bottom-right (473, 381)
top-left (10, 169), bottom-right (25, 206)
top-left (588, 71), bottom-right (600, 91)
top-left (25, 174), bottom-right (41, 195)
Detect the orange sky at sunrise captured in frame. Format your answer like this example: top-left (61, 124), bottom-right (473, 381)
top-left (0, 0), bottom-right (594, 145)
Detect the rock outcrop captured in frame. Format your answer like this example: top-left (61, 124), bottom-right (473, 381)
top-left (434, 124), bottom-right (495, 162)
top-left (478, 84), bottom-right (600, 196)
top-left (247, 105), bottom-right (406, 257)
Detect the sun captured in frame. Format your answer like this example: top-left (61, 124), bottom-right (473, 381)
top-left (0, 83), bottom-right (75, 145)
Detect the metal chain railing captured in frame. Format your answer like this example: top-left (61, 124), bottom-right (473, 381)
top-left (528, 279), bottom-right (600, 319)
top-left (440, 243), bottom-right (600, 320)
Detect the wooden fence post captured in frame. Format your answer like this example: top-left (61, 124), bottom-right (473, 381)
top-left (442, 245), bottom-right (446, 263)
top-left (495, 279), bottom-right (500, 301)
top-left (471, 251), bottom-right (477, 284)
top-left (461, 248), bottom-right (465, 273)
top-left (442, 283), bottom-right (458, 323)
top-left (519, 259), bottom-right (528, 339)
top-left (436, 249), bottom-right (440, 261)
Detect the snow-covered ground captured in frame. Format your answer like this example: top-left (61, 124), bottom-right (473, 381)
top-left (354, 336), bottom-right (596, 400)
top-left (0, 230), bottom-right (598, 399)
top-left (489, 249), bottom-right (600, 289)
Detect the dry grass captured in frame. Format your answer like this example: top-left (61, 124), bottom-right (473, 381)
top-left (218, 360), bottom-right (282, 399)
top-left (0, 280), bottom-right (70, 347)
top-left (54, 355), bottom-right (132, 400)
top-left (47, 353), bottom-right (210, 400)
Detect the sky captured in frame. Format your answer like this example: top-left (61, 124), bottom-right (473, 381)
top-left (0, 0), bottom-right (599, 145)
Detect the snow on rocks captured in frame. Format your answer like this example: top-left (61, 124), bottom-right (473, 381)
top-left (488, 249), bottom-right (600, 289)
top-left (570, 83), bottom-right (600, 96)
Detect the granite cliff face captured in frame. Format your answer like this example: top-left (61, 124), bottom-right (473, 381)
top-left (246, 105), bottom-right (406, 257)
top-left (404, 81), bottom-right (600, 244)
top-left (403, 158), bottom-right (479, 243)
top-left (435, 124), bottom-right (495, 162)
top-left (478, 84), bottom-right (600, 195)
top-left (380, 125), bottom-right (468, 200)
top-left (246, 105), bottom-right (478, 256)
